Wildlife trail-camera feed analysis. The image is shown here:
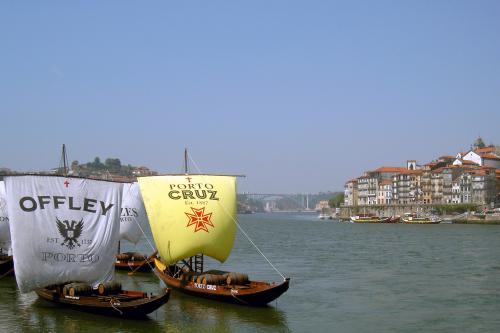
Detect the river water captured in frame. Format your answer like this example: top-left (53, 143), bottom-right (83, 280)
top-left (1, 213), bottom-right (499, 332)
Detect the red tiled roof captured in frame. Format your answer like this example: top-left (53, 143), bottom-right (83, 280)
top-left (475, 147), bottom-right (495, 154)
top-left (481, 153), bottom-right (500, 160)
top-left (461, 160), bottom-right (479, 165)
top-left (373, 166), bottom-right (408, 173)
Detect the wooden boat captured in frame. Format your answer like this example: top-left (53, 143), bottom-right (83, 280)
top-left (115, 251), bottom-right (152, 272)
top-left (350, 216), bottom-right (391, 223)
top-left (0, 181), bottom-right (13, 277)
top-left (402, 213), bottom-right (441, 224)
top-left (36, 283), bottom-right (170, 317)
top-left (388, 215), bottom-right (401, 223)
top-left (115, 182), bottom-right (152, 273)
top-left (153, 258), bottom-right (289, 306)
top-left (138, 149), bottom-right (290, 306)
top-left (0, 253), bottom-right (14, 277)
top-left (4, 165), bottom-right (170, 316)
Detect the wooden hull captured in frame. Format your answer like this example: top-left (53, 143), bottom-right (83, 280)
top-left (115, 259), bottom-right (153, 272)
top-left (0, 256), bottom-right (14, 276)
top-left (402, 218), bottom-right (441, 224)
top-left (351, 217), bottom-right (391, 223)
top-left (35, 286), bottom-right (170, 318)
top-left (154, 260), bottom-right (289, 306)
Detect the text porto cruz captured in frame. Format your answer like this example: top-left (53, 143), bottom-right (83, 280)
top-left (168, 182), bottom-right (219, 201)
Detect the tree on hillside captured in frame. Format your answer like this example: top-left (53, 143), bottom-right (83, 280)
top-left (86, 157), bottom-right (105, 170)
top-left (105, 158), bottom-right (122, 173)
top-left (328, 193), bottom-right (345, 208)
top-left (473, 137), bottom-right (486, 149)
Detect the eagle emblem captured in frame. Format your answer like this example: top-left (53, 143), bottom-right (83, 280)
top-left (56, 218), bottom-right (84, 250)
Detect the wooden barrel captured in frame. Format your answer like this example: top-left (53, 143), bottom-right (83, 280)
top-left (64, 283), bottom-right (92, 297)
top-left (202, 274), bottom-right (226, 285)
top-left (226, 272), bottom-right (249, 285)
top-left (97, 281), bottom-right (122, 295)
top-left (129, 252), bottom-right (147, 261)
top-left (116, 253), bottom-right (130, 260)
top-left (181, 272), bottom-right (197, 281)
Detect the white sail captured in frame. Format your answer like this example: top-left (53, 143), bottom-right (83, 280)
top-left (119, 182), bottom-right (149, 244)
top-left (4, 175), bottom-right (123, 293)
top-left (0, 181), bottom-right (11, 254)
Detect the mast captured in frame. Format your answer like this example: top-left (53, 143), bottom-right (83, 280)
top-left (184, 148), bottom-right (204, 273)
top-left (60, 144), bottom-right (69, 176)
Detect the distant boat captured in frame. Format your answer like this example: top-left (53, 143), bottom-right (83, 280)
top-left (4, 174), bottom-right (170, 317)
top-left (351, 215), bottom-right (391, 223)
top-left (402, 213), bottom-right (441, 224)
top-left (388, 215), bottom-right (401, 223)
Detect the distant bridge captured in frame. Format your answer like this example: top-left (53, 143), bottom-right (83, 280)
top-left (238, 193), bottom-right (314, 211)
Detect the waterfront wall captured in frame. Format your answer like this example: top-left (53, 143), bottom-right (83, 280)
top-left (339, 204), bottom-right (486, 218)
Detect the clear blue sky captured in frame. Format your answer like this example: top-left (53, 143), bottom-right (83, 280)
top-left (1, 1), bottom-right (499, 194)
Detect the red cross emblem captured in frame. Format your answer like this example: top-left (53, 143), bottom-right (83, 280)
top-left (185, 207), bottom-right (214, 233)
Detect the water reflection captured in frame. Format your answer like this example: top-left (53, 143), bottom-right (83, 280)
top-left (165, 291), bottom-right (290, 332)
top-left (1, 269), bottom-right (289, 333)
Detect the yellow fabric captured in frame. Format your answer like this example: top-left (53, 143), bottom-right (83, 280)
top-left (138, 175), bottom-right (236, 264)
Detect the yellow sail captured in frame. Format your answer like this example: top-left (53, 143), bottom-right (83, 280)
top-left (138, 175), bottom-right (236, 264)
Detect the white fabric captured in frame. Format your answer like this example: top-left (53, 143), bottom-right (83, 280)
top-left (119, 182), bottom-right (149, 244)
top-left (4, 175), bottom-right (123, 293)
top-left (0, 181), bottom-right (11, 254)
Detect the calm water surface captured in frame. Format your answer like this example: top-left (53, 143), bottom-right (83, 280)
top-left (1, 213), bottom-right (499, 332)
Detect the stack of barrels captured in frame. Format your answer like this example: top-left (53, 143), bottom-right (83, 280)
top-left (181, 271), bottom-right (249, 286)
top-left (116, 252), bottom-right (147, 261)
top-left (225, 272), bottom-right (249, 285)
top-left (63, 282), bottom-right (93, 297)
top-left (97, 281), bottom-right (122, 295)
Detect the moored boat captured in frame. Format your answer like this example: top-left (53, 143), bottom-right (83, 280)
top-left (351, 215), bottom-right (391, 223)
top-left (4, 173), bottom-right (170, 317)
top-left (154, 259), bottom-right (290, 306)
top-left (115, 252), bottom-right (153, 272)
top-left (388, 215), bottom-right (401, 223)
top-left (36, 282), bottom-right (170, 317)
top-left (137, 149), bottom-right (290, 306)
top-left (0, 180), bottom-right (13, 277)
top-left (0, 253), bottom-right (13, 277)
top-left (402, 213), bottom-right (441, 224)
top-left (115, 182), bottom-right (153, 273)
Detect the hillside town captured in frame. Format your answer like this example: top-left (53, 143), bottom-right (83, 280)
top-left (343, 138), bottom-right (500, 210)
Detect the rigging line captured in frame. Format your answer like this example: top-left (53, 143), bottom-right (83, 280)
top-left (134, 220), bottom-right (157, 254)
top-left (187, 154), bottom-right (286, 280)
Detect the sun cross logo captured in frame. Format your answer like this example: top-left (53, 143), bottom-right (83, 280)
top-left (185, 207), bottom-right (214, 233)
top-left (56, 218), bottom-right (84, 250)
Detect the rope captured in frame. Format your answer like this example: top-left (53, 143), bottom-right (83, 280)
top-left (122, 182), bottom-right (157, 272)
top-left (188, 154), bottom-right (286, 280)
top-left (109, 297), bottom-right (123, 315)
top-left (230, 289), bottom-right (249, 305)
